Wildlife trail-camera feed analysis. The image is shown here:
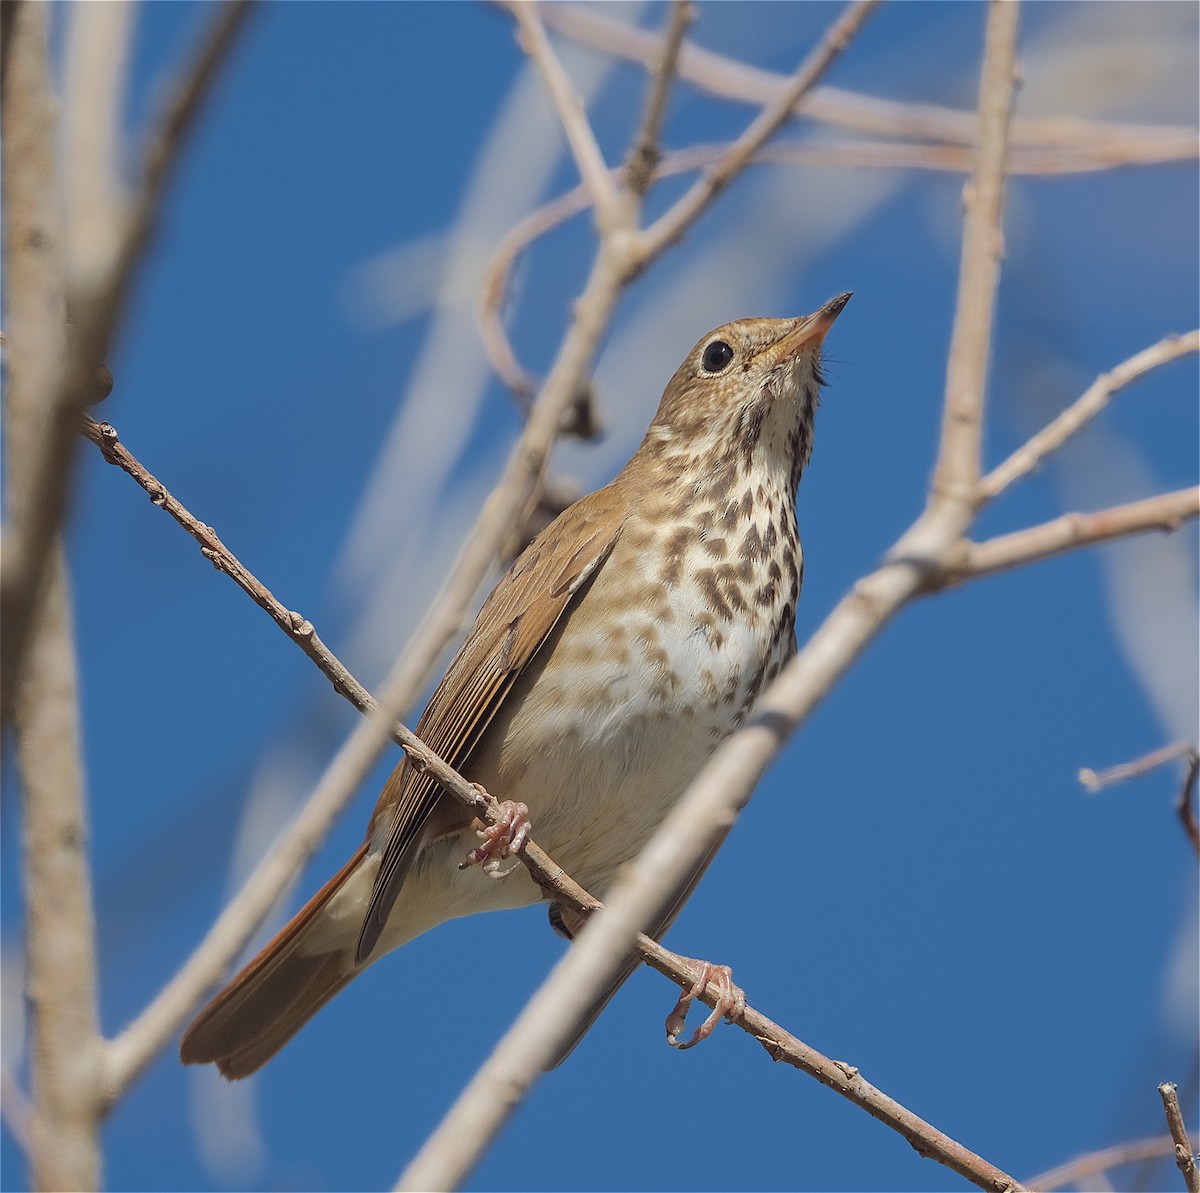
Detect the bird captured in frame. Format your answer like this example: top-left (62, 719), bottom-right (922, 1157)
top-left (180, 292), bottom-right (851, 1079)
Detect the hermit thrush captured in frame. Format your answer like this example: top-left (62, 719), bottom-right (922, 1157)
top-left (181, 293), bottom-right (851, 1078)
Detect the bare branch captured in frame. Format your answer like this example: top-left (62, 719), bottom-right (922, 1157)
top-left (624, 0), bottom-right (694, 197)
top-left (15, 552), bottom-right (102, 1192)
top-left (503, 1), bottom-right (623, 231)
top-left (957, 487), bottom-right (1200, 579)
top-left (639, 0), bottom-right (882, 260)
top-left (0, 0), bottom-right (253, 726)
top-left (401, 905), bottom-right (1028, 1193)
top-left (480, 143), bottom-right (1196, 402)
top-left (982, 331), bottom-right (1200, 499)
top-left (1026, 1135), bottom-right (1176, 1191)
top-left (1178, 754), bottom-right (1200, 858)
top-left (542, 2), bottom-right (1197, 156)
top-left (1079, 741), bottom-right (1195, 793)
top-left (1, 0), bottom-right (70, 721)
top-left (1159, 1083), bottom-right (1200, 1193)
top-left (932, 0), bottom-right (1020, 503)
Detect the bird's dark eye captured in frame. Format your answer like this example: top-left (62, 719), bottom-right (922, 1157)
top-left (701, 340), bottom-right (734, 373)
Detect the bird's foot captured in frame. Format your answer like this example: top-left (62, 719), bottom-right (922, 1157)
top-left (460, 797), bottom-right (530, 879)
top-left (665, 960), bottom-right (746, 1050)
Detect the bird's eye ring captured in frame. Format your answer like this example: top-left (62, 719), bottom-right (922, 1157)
top-left (701, 340), bottom-right (734, 373)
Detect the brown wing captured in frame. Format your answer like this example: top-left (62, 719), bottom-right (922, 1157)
top-left (355, 494), bottom-right (624, 964)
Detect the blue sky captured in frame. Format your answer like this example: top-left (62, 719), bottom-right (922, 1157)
top-left (2, 3), bottom-right (1197, 1191)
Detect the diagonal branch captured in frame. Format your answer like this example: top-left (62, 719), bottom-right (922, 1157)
top-left (981, 331), bottom-right (1200, 499)
top-left (638, 0), bottom-right (881, 260)
top-left (542, 2), bottom-right (1197, 157)
top-left (956, 487), bottom-right (1200, 579)
top-left (1025, 1135), bottom-right (1177, 1191)
top-left (503, 1), bottom-right (623, 231)
top-left (624, 0), bottom-right (694, 197)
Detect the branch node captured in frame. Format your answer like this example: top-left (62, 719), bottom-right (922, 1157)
top-left (287, 612), bottom-right (314, 639)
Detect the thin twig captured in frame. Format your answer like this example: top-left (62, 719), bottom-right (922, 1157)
top-left (624, 0), bottom-right (694, 197)
top-left (639, 0), bottom-right (882, 259)
top-left (957, 488), bottom-right (1200, 579)
top-left (1079, 741), bottom-right (1200, 857)
top-left (1177, 754), bottom-right (1200, 858)
top-left (542, 2), bottom-right (1197, 155)
top-left (480, 142), bottom-right (1197, 402)
top-left (981, 331), bottom-right (1200, 499)
top-left (504, 1), bottom-right (623, 231)
top-left (1025, 1135), bottom-right (1176, 1191)
top-left (932, 0), bottom-right (1020, 504)
top-left (1159, 1083), bottom-right (1200, 1193)
top-left (1079, 741), bottom-right (1195, 793)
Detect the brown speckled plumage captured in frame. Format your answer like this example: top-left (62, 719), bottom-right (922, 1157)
top-left (180, 294), bottom-right (851, 1079)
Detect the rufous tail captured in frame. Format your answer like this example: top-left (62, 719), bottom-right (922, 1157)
top-left (180, 843), bottom-right (369, 1080)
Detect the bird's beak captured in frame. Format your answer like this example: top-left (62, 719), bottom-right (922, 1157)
top-left (766, 291), bottom-right (852, 365)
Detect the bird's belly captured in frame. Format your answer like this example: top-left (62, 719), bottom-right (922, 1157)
top-left (469, 578), bottom-right (795, 897)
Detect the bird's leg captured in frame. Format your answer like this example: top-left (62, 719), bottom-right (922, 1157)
top-left (460, 790), bottom-right (530, 879)
top-left (665, 960), bottom-right (746, 1050)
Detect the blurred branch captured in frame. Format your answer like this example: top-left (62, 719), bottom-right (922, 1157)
top-left (0, 0), bottom-right (253, 726)
top-left (1025, 1135), bottom-right (1176, 1191)
top-left (932, 0), bottom-right (1019, 503)
top-left (638, 0), bottom-right (882, 260)
top-left (481, 145), bottom-right (1196, 402)
top-left (1, 0), bottom-right (70, 720)
top-left (504, 1), bottom-right (622, 230)
top-left (14, 553), bottom-right (102, 1193)
top-left (1159, 1083), bottom-right (1200, 1193)
top-left (1079, 741), bottom-right (1194, 792)
top-left (624, 0), bottom-right (694, 197)
top-left (401, 6), bottom-right (1024, 1190)
top-left (542, 1), bottom-right (1198, 155)
top-left (3, 7), bottom-right (103, 1190)
top-left (981, 331), bottom-right (1200, 499)
top-left (1178, 754), bottom-right (1200, 858)
top-left (957, 488), bottom-right (1200, 579)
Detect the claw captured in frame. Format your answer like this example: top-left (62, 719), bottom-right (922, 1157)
top-left (460, 799), bottom-right (530, 878)
top-left (665, 962), bottom-right (745, 1050)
